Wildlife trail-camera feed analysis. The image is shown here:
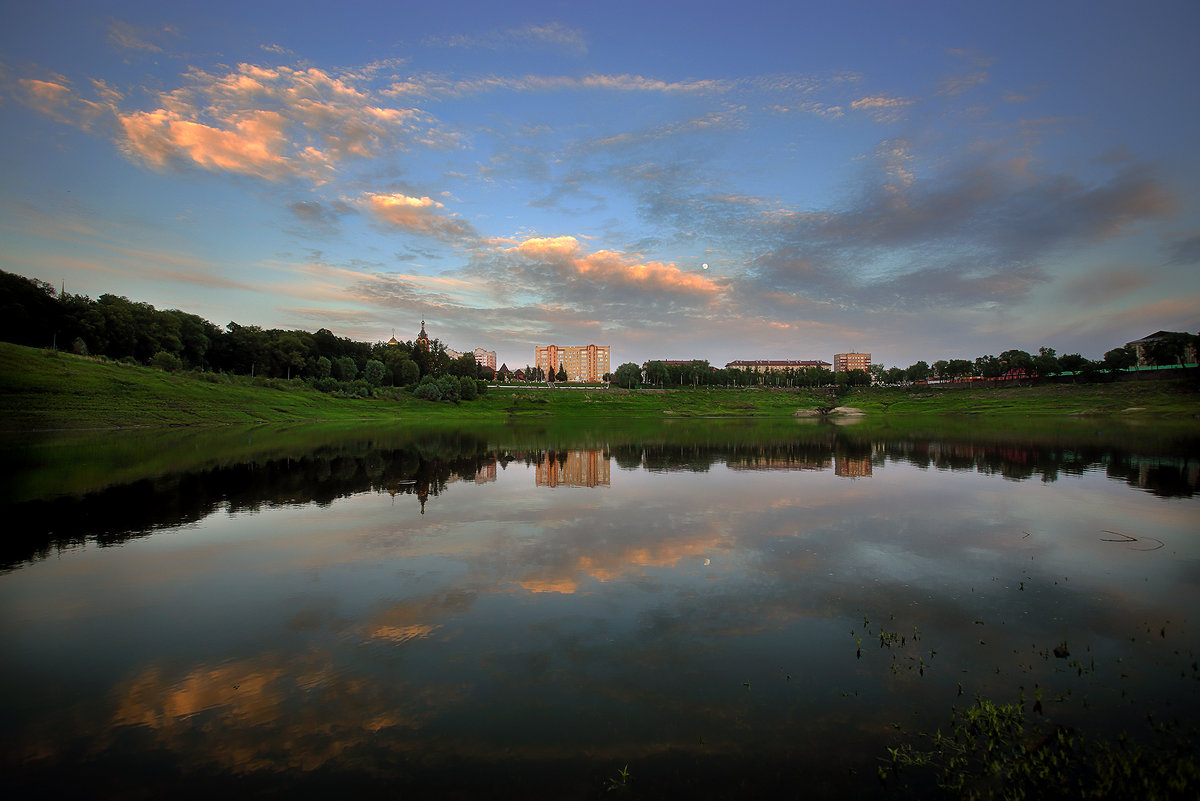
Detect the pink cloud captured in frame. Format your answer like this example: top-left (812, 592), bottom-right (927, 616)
top-left (508, 236), bottom-right (724, 297)
top-left (17, 78), bottom-right (110, 129)
top-left (360, 192), bottom-right (477, 242)
top-left (120, 109), bottom-right (303, 181)
top-left (104, 63), bottom-right (452, 182)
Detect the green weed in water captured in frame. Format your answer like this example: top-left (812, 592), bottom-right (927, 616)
top-left (879, 697), bottom-right (1198, 800)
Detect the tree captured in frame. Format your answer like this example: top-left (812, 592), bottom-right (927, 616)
top-left (270, 332), bottom-right (309, 379)
top-left (1103, 346), bottom-right (1135, 373)
top-left (314, 356), bottom-right (332, 379)
top-left (448, 351), bottom-right (479, 378)
top-left (458, 374), bottom-right (478, 400)
top-left (1033, 347), bottom-right (1059, 377)
top-left (612, 362), bottom-right (641, 388)
top-left (999, 349), bottom-right (1033, 375)
top-left (644, 361), bottom-right (668, 387)
top-left (844, 368), bottom-right (871, 386)
top-left (333, 356), bottom-right (358, 381)
top-left (947, 359), bottom-right (974, 380)
top-left (396, 358), bottom-right (419, 386)
top-left (0, 269), bottom-right (59, 347)
top-left (363, 359), bottom-right (386, 386)
top-left (975, 355), bottom-right (1002, 379)
top-left (1058, 353), bottom-right (1089, 373)
top-left (556, 365), bottom-right (568, 383)
top-left (906, 360), bottom-right (930, 383)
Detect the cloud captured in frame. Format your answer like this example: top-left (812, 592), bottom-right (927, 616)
top-left (384, 72), bottom-right (732, 99)
top-left (15, 77), bottom-right (113, 129)
top-left (424, 21), bottom-right (587, 55)
top-left (501, 235), bottom-right (725, 301)
top-left (850, 95), bottom-right (913, 122)
top-left (1058, 266), bottom-right (1148, 306)
top-left (1166, 234), bottom-right (1200, 266)
top-left (107, 63), bottom-right (455, 182)
top-left (107, 20), bottom-right (177, 54)
top-left (287, 199), bottom-right (355, 235)
top-left (746, 155), bottom-right (1176, 313)
top-left (360, 192), bottom-right (478, 242)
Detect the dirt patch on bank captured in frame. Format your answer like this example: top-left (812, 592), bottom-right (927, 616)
top-left (793, 406), bottom-right (866, 417)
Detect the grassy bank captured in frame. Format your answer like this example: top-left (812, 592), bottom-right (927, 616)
top-left (2, 342), bottom-right (1197, 431)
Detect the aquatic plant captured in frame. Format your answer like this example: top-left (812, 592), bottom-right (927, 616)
top-left (878, 697), bottom-right (1198, 800)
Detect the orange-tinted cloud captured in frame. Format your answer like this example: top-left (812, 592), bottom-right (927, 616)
top-left (16, 77), bottom-right (111, 129)
top-left (360, 192), bottom-right (477, 242)
top-left (107, 63), bottom-right (450, 182)
top-left (508, 235), bottom-right (724, 298)
top-left (850, 95), bottom-right (913, 122)
top-left (120, 108), bottom-right (301, 180)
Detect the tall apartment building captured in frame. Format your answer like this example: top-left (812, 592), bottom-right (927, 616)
top-left (473, 348), bottom-right (496, 370)
top-left (833, 352), bottom-right (871, 372)
top-left (535, 344), bottom-right (611, 382)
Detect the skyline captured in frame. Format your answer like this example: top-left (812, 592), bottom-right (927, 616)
top-left (2, 1), bottom-right (1198, 371)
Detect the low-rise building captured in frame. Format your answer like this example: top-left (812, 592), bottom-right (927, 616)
top-left (725, 359), bottom-right (831, 373)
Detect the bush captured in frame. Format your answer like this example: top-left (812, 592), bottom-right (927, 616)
top-left (436, 374), bottom-right (461, 403)
top-left (412, 382), bottom-right (442, 401)
top-left (312, 376), bottom-right (341, 393)
top-left (459, 375), bottom-right (478, 400)
top-left (150, 350), bottom-right (182, 373)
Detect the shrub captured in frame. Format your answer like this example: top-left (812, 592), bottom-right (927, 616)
top-left (412, 382), bottom-right (442, 401)
top-left (436, 374), bottom-right (461, 403)
top-left (459, 375), bottom-right (478, 400)
top-left (150, 350), bottom-right (182, 373)
top-left (312, 377), bottom-right (341, 393)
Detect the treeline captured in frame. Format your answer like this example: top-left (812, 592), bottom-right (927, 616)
top-left (0, 269), bottom-right (490, 400)
top-left (622, 337), bottom-right (1198, 389)
top-left (621, 360), bottom-right (855, 389)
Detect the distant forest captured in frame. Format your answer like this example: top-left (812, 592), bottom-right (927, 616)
top-left (0, 269), bottom-right (489, 395)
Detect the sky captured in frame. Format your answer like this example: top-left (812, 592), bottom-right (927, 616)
top-left (2, 0), bottom-right (1198, 371)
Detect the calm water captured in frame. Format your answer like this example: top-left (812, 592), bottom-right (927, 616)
top-left (2, 419), bottom-right (1198, 799)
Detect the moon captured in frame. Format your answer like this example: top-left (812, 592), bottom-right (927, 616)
top-left (702, 263), bottom-right (709, 270)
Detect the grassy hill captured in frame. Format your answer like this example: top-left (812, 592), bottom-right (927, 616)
top-left (1, 342), bottom-right (1197, 432)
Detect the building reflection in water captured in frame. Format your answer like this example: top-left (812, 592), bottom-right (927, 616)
top-left (535, 449), bottom-right (611, 488)
top-left (834, 453), bottom-right (873, 478)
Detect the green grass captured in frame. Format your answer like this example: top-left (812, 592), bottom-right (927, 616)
top-left (841, 379), bottom-right (1200, 418)
top-left (2, 342), bottom-right (1197, 431)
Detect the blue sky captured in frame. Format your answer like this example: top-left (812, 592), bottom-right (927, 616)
top-left (2, 0), bottom-right (1197, 370)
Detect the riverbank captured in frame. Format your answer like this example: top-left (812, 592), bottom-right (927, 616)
top-left (2, 342), bottom-right (1197, 431)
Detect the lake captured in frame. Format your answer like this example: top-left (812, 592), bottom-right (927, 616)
top-left (2, 418), bottom-right (1198, 799)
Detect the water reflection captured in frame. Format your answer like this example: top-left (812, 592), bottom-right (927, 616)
top-left (1, 420), bottom-right (1198, 799)
top-left (5, 425), bottom-right (1197, 573)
